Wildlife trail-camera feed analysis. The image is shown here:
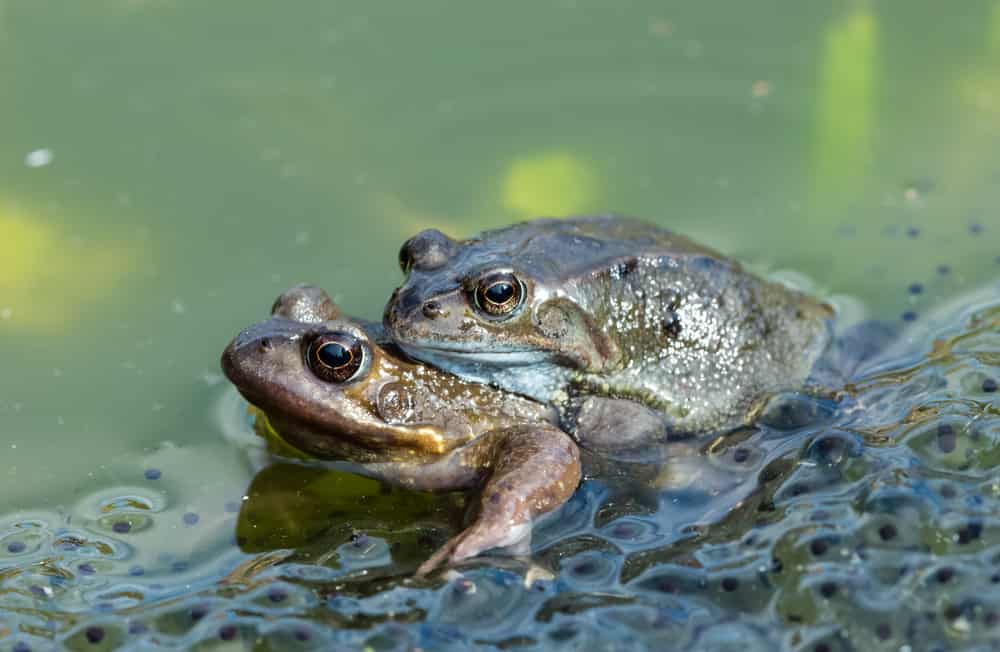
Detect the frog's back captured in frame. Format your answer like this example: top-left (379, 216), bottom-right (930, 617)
top-left (569, 246), bottom-right (834, 434)
top-left (471, 215), bottom-right (724, 284)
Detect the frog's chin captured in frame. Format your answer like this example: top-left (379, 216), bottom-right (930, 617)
top-left (398, 343), bottom-right (569, 403)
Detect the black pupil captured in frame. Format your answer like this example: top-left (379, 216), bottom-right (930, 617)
top-left (317, 342), bottom-right (352, 369)
top-left (485, 281), bottom-right (514, 304)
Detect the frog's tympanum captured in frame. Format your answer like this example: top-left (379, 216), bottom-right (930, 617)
top-left (384, 216), bottom-right (834, 440)
top-left (221, 285), bottom-right (581, 574)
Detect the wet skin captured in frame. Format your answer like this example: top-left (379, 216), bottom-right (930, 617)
top-left (384, 216), bottom-right (835, 442)
top-left (221, 285), bottom-right (581, 574)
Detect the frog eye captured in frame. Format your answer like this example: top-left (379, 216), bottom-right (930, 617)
top-left (306, 333), bottom-right (365, 383)
top-left (473, 273), bottom-right (525, 318)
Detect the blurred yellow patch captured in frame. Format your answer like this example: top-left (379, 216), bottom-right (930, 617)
top-left (368, 191), bottom-right (462, 240)
top-left (809, 7), bottom-right (877, 214)
top-left (992, 1), bottom-right (1000, 53)
top-left (502, 152), bottom-right (597, 217)
top-left (251, 407), bottom-right (310, 460)
top-left (0, 203), bottom-right (143, 329)
top-left (957, 71), bottom-right (1000, 115)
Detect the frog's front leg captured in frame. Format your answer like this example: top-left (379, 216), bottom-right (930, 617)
top-left (416, 424), bottom-right (581, 576)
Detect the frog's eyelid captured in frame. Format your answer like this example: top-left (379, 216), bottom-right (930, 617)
top-left (460, 267), bottom-right (519, 286)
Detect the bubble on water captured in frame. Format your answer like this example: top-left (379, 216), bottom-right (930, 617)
top-left (24, 148), bottom-right (53, 168)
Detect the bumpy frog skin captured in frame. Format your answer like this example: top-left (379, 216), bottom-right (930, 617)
top-left (384, 216), bottom-right (834, 438)
top-left (221, 285), bottom-right (581, 574)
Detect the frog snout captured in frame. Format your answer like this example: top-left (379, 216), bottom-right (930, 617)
top-left (222, 317), bottom-right (307, 386)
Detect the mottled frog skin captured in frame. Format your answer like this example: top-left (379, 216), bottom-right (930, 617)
top-left (221, 285), bottom-right (580, 574)
top-left (384, 216), bottom-right (834, 440)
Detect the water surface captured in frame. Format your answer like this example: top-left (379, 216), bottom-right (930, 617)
top-left (2, 1), bottom-right (1000, 650)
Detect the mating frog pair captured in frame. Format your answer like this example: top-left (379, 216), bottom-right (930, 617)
top-left (221, 216), bottom-right (834, 573)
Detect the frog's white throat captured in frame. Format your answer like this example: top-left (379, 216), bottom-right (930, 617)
top-left (398, 344), bottom-right (570, 404)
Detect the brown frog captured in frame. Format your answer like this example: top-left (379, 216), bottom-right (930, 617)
top-left (221, 285), bottom-right (581, 574)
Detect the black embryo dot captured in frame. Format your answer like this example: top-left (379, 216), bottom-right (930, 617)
top-left (937, 424), bottom-right (957, 453)
top-left (85, 627), bottom-right (105, 644)
top-left (810, 539), bottom-right (829, 556)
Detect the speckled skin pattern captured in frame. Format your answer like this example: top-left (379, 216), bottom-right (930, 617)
top-left (221, 285), bottom-right (580, 574)
top-left (384, 216), bottom-right (834, 438)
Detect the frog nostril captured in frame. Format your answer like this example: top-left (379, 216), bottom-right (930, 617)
top-left (259, 338), bottom-right (272, 352)
top-left (422, 301), bottom-right (444, 319)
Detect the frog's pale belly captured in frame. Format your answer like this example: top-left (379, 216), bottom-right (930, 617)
top-left (399, 344), bottom-right (575, 405)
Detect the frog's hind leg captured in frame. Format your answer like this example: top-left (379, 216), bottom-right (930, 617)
top-left (417, 424), bottom-right (581, 576)
top-left (560, 396), bottom-right (681, 463)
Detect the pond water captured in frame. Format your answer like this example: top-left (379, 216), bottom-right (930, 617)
top-left (2, 1), bottom-right (1000, 650)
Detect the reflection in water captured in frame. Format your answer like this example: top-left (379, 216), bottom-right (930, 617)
top-left (810, 6), bottom-right (877, 215)
top-left (501, 152), bottom-right (598, 217)
top-left (0, 204), bottom-right (143, 329)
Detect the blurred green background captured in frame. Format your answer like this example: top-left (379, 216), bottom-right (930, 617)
top-left (1, 0), bottom-right (999, 516)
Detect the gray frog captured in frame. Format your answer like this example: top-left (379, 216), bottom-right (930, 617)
top-left (383, 216), bottom-right (834, 450)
